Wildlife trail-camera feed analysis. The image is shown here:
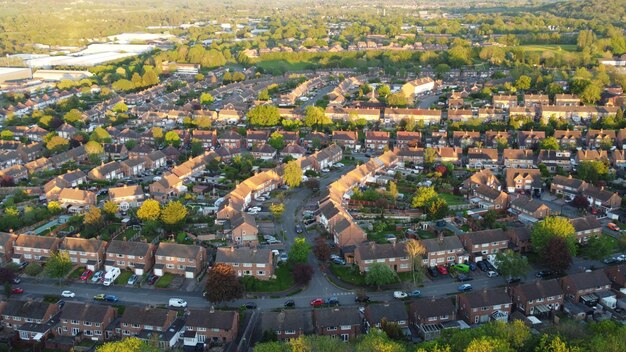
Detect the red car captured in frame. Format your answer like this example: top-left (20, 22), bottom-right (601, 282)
top-left (437, 265), bottom-right (449, 275)
top-left (80, 269), bottom-right (93, 281)
top-left (11, 287), bottom-right (24, 294)
top-left (310, 298), bottom-right (324, 307)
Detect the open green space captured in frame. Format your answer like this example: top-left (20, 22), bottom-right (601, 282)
top-left (439, 193), bottom-right (467, 205)
top-left (242, 265), bottom-right (294, 292)
top-left (329, 263), bottom-right (366, 286)
top-left (115, 270), bottom-right (133, 285)
top-left (155, 272), bottom-right (175, 288)
top-left (256, 60), bottom-right (316, 73)
top-left (514, 44), bottom-right (577, 53)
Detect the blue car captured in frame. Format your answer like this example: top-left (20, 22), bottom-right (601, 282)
top-left (105, 295), bottom-right (119, 302)
top-left (409, 290), bottom-right (422, 297)
top-left (458, 284), bottom-right (473, 292)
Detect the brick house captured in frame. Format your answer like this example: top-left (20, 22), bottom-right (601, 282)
top-left (510, 196), bottom-right (551, 221)
top-left (604, 264), bottom-right (626, 289)
top-left (260, 310), bottom-right (313, 341)
top-left (117, 306), bottom-right (177, 337)
top-left (153, 242), bottom-right (206, 279)
top-left (149, 173), bottom-right (183, 201)
top-left (215, 247), bottom-right (273, 280)
top-left (192, 130), bottom-right (218, 149)
top-left (364, 302), bottom-right (408, 329)
top-left (510, 279), bottom-right (564, 316)
top-left (471, 184), bottom-right (510, 210)
top-left (354, 242), bottom-right (410, 273)
top-left (517, 130), bottom-right (545, 149)
top-left (144, 150), bottom-right (167, 169)
top-left (463, 169), bottom-right (501, 192)
top-left (459, 229), bottom-right (509, 262)
top-left (484, 130), bottom-right (511, 149)
top-left (87, 161), bottom-right (123, 181)
top-left (395, 131), bottom-right (422, 149)
top-left (246, 130), bottom-right (269, 148)
top-left (2, 299), bottom-right (59, 341)
top-left (569, 216), bottom-right (602, 244)
top-left (218, 130), bottom-right (244, 149)
top-left (492, 94), bottom-right (518, 109)
top-left (183, 308), bottom-right (239, 346)
top-left (58, 237), bottom-right (106, 271)
top-left (57, 188), bottom-right (97, 208)
top-left (104, 240), bottom-right (155, 276)
top-left (504, 168), bottom-right (542, 194)
top-left (230, 212), bottom-right (259, 246)
top-left (57, 302), bottom-right (116, 341)
top-left (0, 232), bottom-right (16, 263)
top-left (332, 130), bottom-right (359, 150)
top-left (555, 94), bottom-right (581, 106)
top-left (502, 149), bottom-right (535, 168)
top-left (550, 175), bottom-right (587, 198)
top-left (458, 288), bottom-right (512, 324)
top-left (420, 235), bottom-right (467, 267)
top-left (364, 131), bottom-right (390, 150)
top-left (466, 148), bottom-right (499, 170)
top-left (120, 158), bottom-right (146, 177)
top-left (506, 227), bottom-right (532, 253)
top-left (108, 185), bottom-right (145, 207)
top-left (582, 185), bottom-right (622, 210)
top-left (409, 298), bottom-right (456, 340)
top-left (452, 131), bottom-right (481, 148)
top-left (553, 130), bottom-right (582, 149)
top-left (313, 307), bottom-right (362, 342)
top-left (560, 270), bottom-right (611, 302)
top-left (585, 129), bottom-right (616, 149)
top-left (12, 234), bottom-right (61, 264)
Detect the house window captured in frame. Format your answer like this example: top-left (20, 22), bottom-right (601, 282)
top-left (178, 265), bottom-right (185, 270)
top-left (71, 320), bottom-right (79, 325)
top-left (340, 325), bottom-right (351, 330)
top-left (257, 263), bottom-right (266, 268)
top-left (326, 326), bottom-right (337, 331)
top-left (132, 324), bottom-right (140, 328)
top-left (123, 330), bottom-right (130, 335)
top-left (341, 334), bottom-right (349, 342)
top-left (285, 330), bottom-right (296, 335)
top-left (84, 322), bottom-right (92, 326)
top-left (95, 330), bottom-right (102, 336)
top-left (19, 331), bottom-right (29, 340)
top-left (85, 330), bottom-right (93, 336)
top-left (166, 264), bottom-right (175, 269)
top-left (177, 258), bottom-right (185, 262)
top-left (258, 271), bottom-right (265, 275)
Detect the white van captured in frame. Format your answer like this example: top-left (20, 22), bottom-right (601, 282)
top-left (168, 298), bottom-right (187, 308)
top-left (103, 267), bottom-right (121, 286)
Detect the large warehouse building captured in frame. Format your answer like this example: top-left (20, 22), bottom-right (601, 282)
top-left (0, 67), bottom-right (33, 83)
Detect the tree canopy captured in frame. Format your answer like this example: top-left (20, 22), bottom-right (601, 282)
top-left (532, 216), bottom-right (576, 256)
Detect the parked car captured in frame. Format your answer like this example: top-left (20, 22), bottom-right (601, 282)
top-left (332, 257), bottom-right (346, 265)
top-left (603, 256), bottom-right (618, 264)
top-left (80, 269), bottom-right (93, 281)
top-left (458, 284), bottom-right (473, 292)
top-left (93, 294), bottom-right (106, 301)
top-left (484, 261), bottom-right (497, 272)
top-left (452, 264), bottom-right (470, 273)
top-left (355, 295), bottom-right (370, 303)
top-left (295, 225), bottom-right (303, 234)
top-left (393, 291), bottom-right (408, 299)
top-left (127, 274), bottom-right (138, 285)
top-left (91, 270), bottom-right (104, 283)
top-left (169, 298), bottom-right (187, 308)
top-left (428, 267), bottom-right (439, 277)
top-left (466, 262), bottom-right (477, 271)
top-left (61, 290), bottom-right (75, 298)
top-left (436, 265), bottom-right (448, 275)
top-left (284, 299), bottom-right (295, 308)
top-left (57, 300), bottom-right (66, 308)
top-left (10, 287), bottom-right (24, 294)
top-left (487, 271), bottom-right (499, 278)
top-left (243, 302), bottom-right (257, 309)
top-left (409, 290), bottom-right (422, 297)
top-left (477, 261), bottom-right (488, 272)
top-left (535, 270), bottom-right (555, 279)
top-left (278, 253), bottom-right (289, 263)
top-left (310, 298), bottom-right (324, 307)
top-left (17, 262), bottom-right (28, 270)
top-left (325, 296), bottom-right (339, 306)
top-left (12, 277), bottom-right (21, 284)
top-left (506, 277), bottom-right (522, 284)
top-left (105, 295), bottom-right (119, 302)
top-left (607, 223), bottom-right (620, 231)
top-left (147, 274), bottom-right (158, 285)
top-left (458, 274), bottom-right (474, 282)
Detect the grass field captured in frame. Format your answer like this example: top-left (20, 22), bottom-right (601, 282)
top-left (242, 265), bottom-right (294, 292)
top-left (515, 44), bottom-right (578, 53)
top-left (330, 263), bottom-right (366, 286)
top-left (155, 273), bottom-right (175, 288)
top-left (256, 60), bottom-right (316, 73)
top-left (439, 193), bottom-right (467, 206)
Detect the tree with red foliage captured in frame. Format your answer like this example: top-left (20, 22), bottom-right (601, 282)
top-left (292, 263), bottom-right (314, 285)
top-left (571, 195), bottom-right (589, 209)
top-left (541, 237), bottom-right (573, 274)
top-left (434, 164), bottom-right (448, 177)
top-left (204, 264), bottom-right (243, 303)
top-left (0, 175), bottom-right (14, 187)
top-left (313, 237), bottom-right (331, 262)
top-left (0, 268), bottom-right (15, 285)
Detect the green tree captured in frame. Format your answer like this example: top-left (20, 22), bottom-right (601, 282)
top-left (405, 239), bottom-right (426, 286)
top-left (142, 69), bottom-right (159, 87)
top-left (356, 328), bottom-right (405, 352)
top-left (247, 105), bottom-right (280, 126)
top-left (97, 337), bottom-right (159, 352)
top-left (46, 136), bottom-right (69, 152)
top-left (258, 89), bottom-right (270, 101)
top-left (365, 262), bottom-right (399, 289)
top-left (152, 127), bottom-right (164, 143)
top-left (578, 160), bottom-right (609, 183)
top-left (90, 127), bottom-right (112, 143)
top-left (113, 101), bottom-right (128, 113)
top-left (47, 201), bottom-right (62, 214)
top-left (495, 250), bottom-right (530, 280)
top-left (426, 198), bottom-right (449, 220)
top-left (542, 236), bottom-right (573, 274)
top-left (388, 181), bottom-right (398, 198)
top-left (112, 79), bottom-right (134, 92)
top-left (268, 131), bottom-right (285, 150)
top-left (254, 342), bottom-right (288, 352)
top-left (164, 131), bottom-right (181, 147)
top-left (269, 203), bottom-right (284, 218)
top-left (137, 199), bottom-right (161, 221)
top-left (412, 186), bottom-right (438, 208)
top-left (283, 160), bottom-right (303, 188)
top-left (200, 92), bottom-right (214, 106)
top-left (193, 115), bottom-right (212, 129)
top-left (540, 136), bottom-right (560, 150)
top-left (45, 251), bottom-right (73, 283)
top-left (585, 236), bottom-right (614, 260)
top-left (288, 237), bottom-right (311, 264)
top-left (304, 106), bottom-right (331, 128)
top-left (85, 141), bottom-right (104, 155)
top-left (204, 263), bottom-right (243, 303)
top-left (83, 206), bottom-right (102, 226)
top-left (424, 147), bottom-right (437, 168)
top-left (160, 201), bottom-right (188, 228)
top-left (387, 93), bottom-right (408, 107)
top-left (536, 335), bottom-right (577, 352)
top-left (24, 262), bottom-right (43, 276)
top-left (103, 201), bottom-right (118, 219)
top-left (0, 130), bottom-right (14, 140)
top-left (515, 75), bottom-right (531, 91)
top-left (64, 109), bottom-right (83, 124)
top-left (580, 82), bottom-right (602, 104)
top-left (376, 84), bottom-right (391, 98)
top-left (532, 216), bottom-right (576, 255)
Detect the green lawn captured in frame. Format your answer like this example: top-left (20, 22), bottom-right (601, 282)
top-left (155, 272), bottom-right (175, 288)
top-left (439, 193), bottom-right (467, 206)
top-left (256, 60), bottom-right (315, 73)
top-left (120, 227), bottom-right (139, 241)
top-left (516, 44), bottom-right (577, 53)
top-left (242, 265), bottom-right (295, 292)
top-left (115, 270), bottom-right (133, 285)
top-left (330, 263), bottom-right (366, 286)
